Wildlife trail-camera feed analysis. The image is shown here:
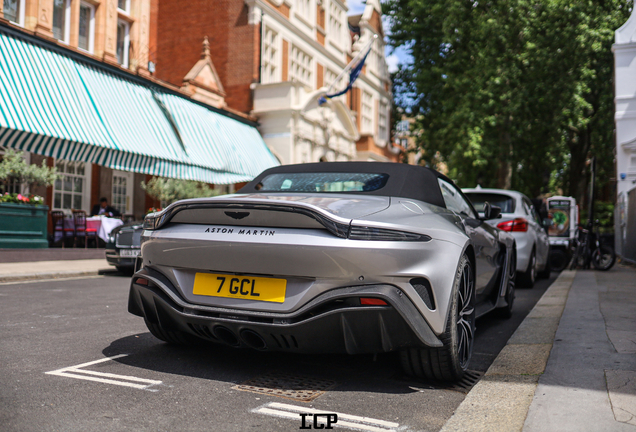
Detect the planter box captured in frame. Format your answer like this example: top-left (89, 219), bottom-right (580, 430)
top-left (0, 203), bottom-right (49, 248)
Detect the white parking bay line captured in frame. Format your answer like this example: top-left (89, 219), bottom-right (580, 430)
top-left (253, 402), bottom-right (400, 432)
top-left (45, 354), bottom-right (162, 391)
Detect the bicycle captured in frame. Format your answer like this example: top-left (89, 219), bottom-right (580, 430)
top-left (569, 221), bottom-right (616, 271)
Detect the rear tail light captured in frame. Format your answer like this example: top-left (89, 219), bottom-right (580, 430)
top-left (360, 298), bottom-right (388, 306)
top-left (497, 218), bottom-right (529, 232)
top-left (349, 226), bottom-right (432, 242)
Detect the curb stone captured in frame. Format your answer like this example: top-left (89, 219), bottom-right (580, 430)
top-left (439, 270), bottom-right (576, 432)
top-left (0, 268), bottom-right (114, 283)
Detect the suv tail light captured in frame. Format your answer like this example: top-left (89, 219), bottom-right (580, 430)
top-left (497, 218), bottom-right (529, 232)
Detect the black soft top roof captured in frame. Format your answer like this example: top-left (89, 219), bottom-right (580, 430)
top-left (239, 162), bottom-right (449, 208)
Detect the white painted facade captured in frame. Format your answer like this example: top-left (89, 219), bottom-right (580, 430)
top-left (246, 0), bottom-right (392, 165)
top-left (613, 0), bottom-right (636, 258)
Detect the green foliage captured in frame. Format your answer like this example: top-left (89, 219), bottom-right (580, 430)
top-left (0, 149), bottom-right (61, 191)
top-left (141, 177), bottom-right (220, 207)
top-left (385, 0), bottom-right (632, 200)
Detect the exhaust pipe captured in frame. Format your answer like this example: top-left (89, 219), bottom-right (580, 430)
top-left (240, 329), bottom-right (267, 350)
top-left (212, 326), bottom-right (239, 346)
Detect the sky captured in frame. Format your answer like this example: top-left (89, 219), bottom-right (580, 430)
top-left (347, 0), bottom-right (410, 73)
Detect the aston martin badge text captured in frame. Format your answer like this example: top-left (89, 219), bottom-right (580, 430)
top-left (204, 227), bottom-right (276, 236)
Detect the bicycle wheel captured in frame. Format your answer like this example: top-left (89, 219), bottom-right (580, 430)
top-left (592, 246), bottom-right (616, 271)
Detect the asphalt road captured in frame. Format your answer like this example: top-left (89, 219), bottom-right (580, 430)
top-left (0, 273), bottom-right (555, 432)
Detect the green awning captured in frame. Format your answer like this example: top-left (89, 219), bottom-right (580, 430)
top-left (0, 28), bottom-right (279, 184)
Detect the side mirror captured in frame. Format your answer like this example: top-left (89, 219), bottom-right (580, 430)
top-left (483, 202), bottom-right (502, 220)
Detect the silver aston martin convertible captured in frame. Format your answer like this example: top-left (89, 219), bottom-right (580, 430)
top-left (129, 162), bottom-right (516, 382)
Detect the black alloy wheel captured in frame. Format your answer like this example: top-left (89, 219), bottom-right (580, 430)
top-left (400, 254), bottom-right (475, 382)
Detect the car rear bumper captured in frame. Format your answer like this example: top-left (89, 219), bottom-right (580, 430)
top-left (105, 250), bottom-right (138, 268)
top-left (128, 267), bottom-right (443, 354)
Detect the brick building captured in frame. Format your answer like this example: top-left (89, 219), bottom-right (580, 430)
top-left (152, 0), bottom-right (398, 164)
top-left (0, 0), bottom-right (277, 246)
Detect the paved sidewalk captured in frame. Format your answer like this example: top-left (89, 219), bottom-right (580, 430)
top-left (442, 265), bottom-right (636, 432)
top-left (0, 259), bottom-right (111, 283)
top-left (524, 266), bottom-right (636, 431)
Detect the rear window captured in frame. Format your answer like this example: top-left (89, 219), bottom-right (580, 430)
top-left (464, 193), bottom-right (516, 213)
top-left (256, 172), bottom-right (389, 193)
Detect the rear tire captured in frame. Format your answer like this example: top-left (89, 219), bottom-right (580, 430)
top-left (144, 319), bottom-right (200, 345)
top-left (592, 246), bottom-right (616, 271)
top-left (400, 254), bottom-right (474, 382)
top-left (548, 249), bottom-right (568, 272)
top-left (517, 250), bottom-right (536, 288)
top-left (537, 257), bottom-right (551, 279)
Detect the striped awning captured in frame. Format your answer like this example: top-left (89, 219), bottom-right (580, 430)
top-left (0, 28), bottom-right (279, 184)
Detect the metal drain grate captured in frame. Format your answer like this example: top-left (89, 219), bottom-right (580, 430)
top-left (392, 370), bottom-right (484, 394)
top-left (449, 370), bottom-right (483, 393)
top-left (233, 372), bottom-right (338, 402)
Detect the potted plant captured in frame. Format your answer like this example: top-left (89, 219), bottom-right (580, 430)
top-left (0, 149), bottom-right (61, 248)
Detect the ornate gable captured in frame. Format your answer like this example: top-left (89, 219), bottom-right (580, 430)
top-left (181, 37), bottom-right (226, 108)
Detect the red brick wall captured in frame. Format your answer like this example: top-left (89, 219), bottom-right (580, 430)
top-left (154, 0), bottom-right (259, 114)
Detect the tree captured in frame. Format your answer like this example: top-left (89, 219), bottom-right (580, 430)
top-left (141, 177), bottom-right (219, 208)
top-left (0, 149), bottom-right (61, 193)
top-left (385, 0), bottom-right (632, 201)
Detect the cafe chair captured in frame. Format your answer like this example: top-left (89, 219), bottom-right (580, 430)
top-left (122, 214), bottom-right (135, 224)
top-left (72, 210), bottom-right (98, 248)
top-left (51, 210), bottom-right (74, 248)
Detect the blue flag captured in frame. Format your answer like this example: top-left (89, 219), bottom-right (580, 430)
top-left (319, 46), bottom-right (372, 105)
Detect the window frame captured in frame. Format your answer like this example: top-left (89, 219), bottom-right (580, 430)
top-left (290, 44), bottom-right (313, 88)
top-left (117, 0), bottom-right (130, 14)
top-left (52, 0), bottom-right (72, 44)
top-left (3, 0), bottom-right (25, 26)
top-left (116, 18), bottom-right (130, 68)
top-left (438, 178), bottom-right (477, 219)
top-left (261, 26), bottom-right (280, 84)
top-left (111, 169), bottom-right (134, 215)
top-left (78, 1), bottom-right (96, 54)
top-left (52, 159), bottom-right (91, 212)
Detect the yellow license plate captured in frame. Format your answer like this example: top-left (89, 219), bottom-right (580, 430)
top-left (193, 273), bottom-right (286, 303)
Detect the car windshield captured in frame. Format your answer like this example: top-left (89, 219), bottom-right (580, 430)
top-left (464, 193), bottom-right (516, 213)
top-left (256, 172), bottom-right (389, 193)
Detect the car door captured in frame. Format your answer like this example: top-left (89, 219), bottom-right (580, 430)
top-left (438, 179), bottom-right (500, 299)
top-left (524, 197), bottom-right (549, 267)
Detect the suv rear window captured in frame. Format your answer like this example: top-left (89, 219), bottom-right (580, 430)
top-left (464, 193), bottom-right (516, 213)
top-left (256, 172), bottom-right (389, 193)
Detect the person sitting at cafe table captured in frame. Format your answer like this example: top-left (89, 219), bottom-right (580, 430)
top-left (91, 197), bottom-right (121, 217)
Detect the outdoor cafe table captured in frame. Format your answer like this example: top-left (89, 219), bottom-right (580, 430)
top-left (55, 216), bottom-right (124, 243)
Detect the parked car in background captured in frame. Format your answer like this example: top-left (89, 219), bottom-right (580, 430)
top-left (106, 222), bottom-right (143, 273)
top-left (130, 162), bottom-right (517, 382)
top-left (463, 187), bottom-right (550, 288)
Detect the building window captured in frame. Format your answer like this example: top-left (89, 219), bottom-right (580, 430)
top-left (296, 0), bottom-right (311, 21)
top-left (397, 120), bottom-right (410, 133)
top-left (116, 19), bottom-right (130, 67)
top-left (290, 45), bottom-right (312, 87)
top-left (53, 160), bottom-right (87, 211)
top-left (117, 0), bottom-right (130, 14)
top-left (78, 2), bottom-right (95, 53)
top-left (329, 1), bottom-right (343, 46)
top-left (361, 90), bottom-right (373, 133)
top-left (3, 0), bottom-right (23, 25)
top-left (325, 68), bottom-right (345, 93)
top-left (52, 0), bottom-right (71, 43)
top-left (378, 101), bottom-right (388, 141)
top-left (262, 27), bottom-right (279, 84)
top-left (111, 170), bottom-right (133, 215)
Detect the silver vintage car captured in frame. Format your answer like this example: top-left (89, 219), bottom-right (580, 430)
top-left (129, 163), bottom-right (516, 382)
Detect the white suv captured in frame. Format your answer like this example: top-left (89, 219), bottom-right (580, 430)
top-left (463, 188), bottom-right (550, 288)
